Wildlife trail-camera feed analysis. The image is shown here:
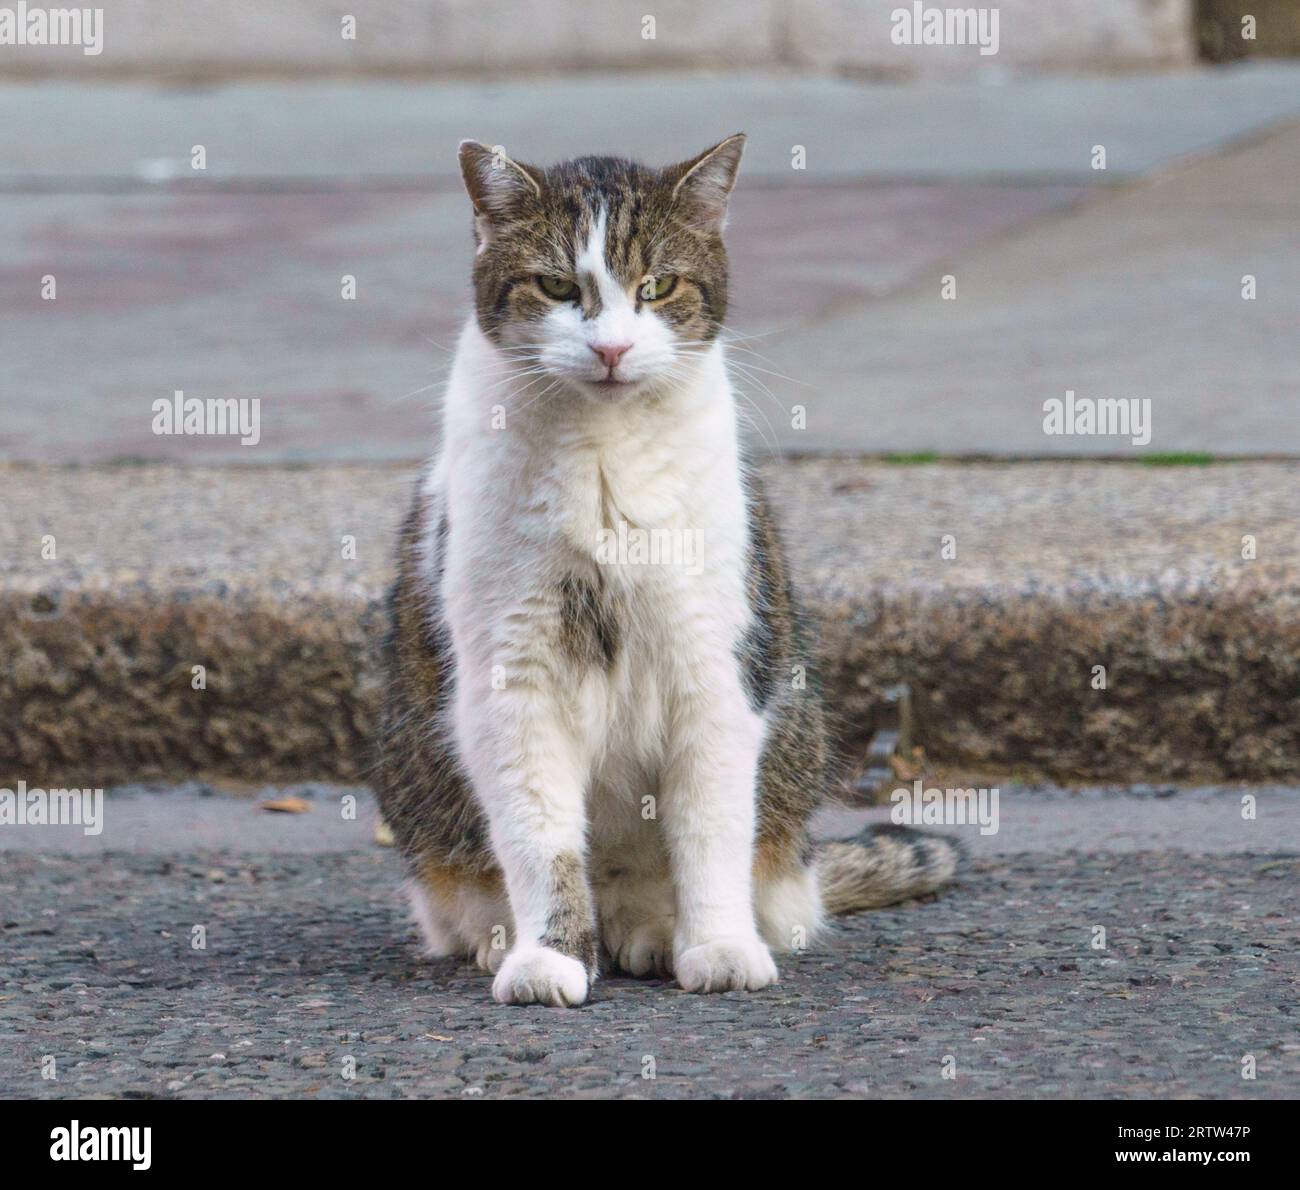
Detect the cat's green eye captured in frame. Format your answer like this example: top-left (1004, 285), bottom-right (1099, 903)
top-left (639, 274), bottom-right (679, 301)
top-left (537, 276), bottom-right (579, 301)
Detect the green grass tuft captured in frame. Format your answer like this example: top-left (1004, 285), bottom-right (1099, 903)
top-left (881, 452), bottom-right (939, 464)
top-left (1138, 452), bottom-right (1217, 467)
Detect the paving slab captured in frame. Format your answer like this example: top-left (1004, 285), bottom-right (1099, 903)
top-left (761, 120), bottom-right (1300, 455)
top-left (3, 66), bottom-right (1299, 186)
top-left (2, 459), bottom-right (1296, 787)
top-left (2, 69), bottom-right (1297, 462)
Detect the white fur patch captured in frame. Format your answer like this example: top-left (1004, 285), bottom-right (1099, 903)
top-left (421, 309), bottom-right (779, 1002)
top-left (575, 206), bottom-right (620, 310)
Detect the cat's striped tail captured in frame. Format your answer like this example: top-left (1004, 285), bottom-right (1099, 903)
top-left (815, 823), bottom-right (962, 914)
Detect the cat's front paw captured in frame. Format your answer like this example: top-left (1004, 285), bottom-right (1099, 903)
top-left (492, 946), bottom-right (590, 1007)
top-left (675, 935), bottom-right (778, 994)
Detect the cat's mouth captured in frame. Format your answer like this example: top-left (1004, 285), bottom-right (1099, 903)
top-left (580, 372), bottom-right (642, 396)
top-left (572, 375), bottom-right (648, 404)
top-left (574, 366), bottom-right (679, 400)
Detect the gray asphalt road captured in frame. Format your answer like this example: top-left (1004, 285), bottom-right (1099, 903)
top-left (1, 786), bottom-right (1297, 1099)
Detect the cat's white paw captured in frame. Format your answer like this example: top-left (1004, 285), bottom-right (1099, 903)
top-left (616, 920), bottom-right (675, 978)
top-left (675, 935), bottom-right (778, 994)
top-left (492, 946), bottom-right (590, 1007)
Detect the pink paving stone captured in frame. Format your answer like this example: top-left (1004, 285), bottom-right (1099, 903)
top-left (0, 182), bottom-right (1084, 462)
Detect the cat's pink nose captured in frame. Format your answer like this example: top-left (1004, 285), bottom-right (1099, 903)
top-left (591, 342), bottom-right (632, 370)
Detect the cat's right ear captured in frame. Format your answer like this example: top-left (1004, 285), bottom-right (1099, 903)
top-left (457, 140), bottom-right (543, 253)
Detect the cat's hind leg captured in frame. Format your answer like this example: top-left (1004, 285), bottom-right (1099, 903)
top-left (754, 840), bottom-right (826, 955)
top-left (406, 861), bottom-right (513, 974)
top-left (405, 878), bottom-right (456, 957)
top-left (588, 769), bottom-right (676, 978)
top-left (595, 867), bottom-right (676, 978)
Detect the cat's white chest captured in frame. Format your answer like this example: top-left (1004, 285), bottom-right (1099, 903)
top-left (548, 422), bottom-right (706, 568)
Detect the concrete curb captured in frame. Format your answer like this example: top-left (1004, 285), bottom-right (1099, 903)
top-left (2, 459), bottom-right (1297, 787)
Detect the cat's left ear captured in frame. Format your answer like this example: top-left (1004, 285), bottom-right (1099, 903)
top-left (667, 133), bottom-right (746, 230)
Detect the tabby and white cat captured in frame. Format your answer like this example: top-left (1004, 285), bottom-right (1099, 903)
top-left (376, 134), bottom-right (958, 1007)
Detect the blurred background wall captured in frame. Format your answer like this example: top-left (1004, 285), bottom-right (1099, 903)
top-left (3, 0), bottom-right (1298, 786)
top-left (2, 0), bottom-right (1198, 79)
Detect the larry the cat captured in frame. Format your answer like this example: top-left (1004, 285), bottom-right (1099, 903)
top-left (376, 134), bottom-right (958, 1007)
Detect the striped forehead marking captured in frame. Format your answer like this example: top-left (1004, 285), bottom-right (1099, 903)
top-left (575, 205), bottom-right (627, 316)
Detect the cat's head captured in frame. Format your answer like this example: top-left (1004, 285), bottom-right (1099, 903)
top-left (457, 134), bottom-right (745, 400)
